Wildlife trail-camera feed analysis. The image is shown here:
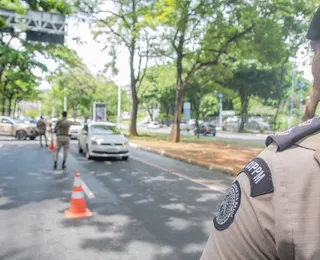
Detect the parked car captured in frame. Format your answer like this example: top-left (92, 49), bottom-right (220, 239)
top-left (68, 120), bottom-right (83, 139)
top-left (246, 117), bottom-right (271, 132)
top-left (180, 121), bottom-right (189, 131)
top-left (147, 121), bottom-right (160, 129)
top-left (194, 123), bottom-right (216, 136)
top-left (188, 119), bottom-right (204, 130)
top-left (77, 121), bottom-right (130, 160)
top-left (222, 116), bottom-right (240, 132)
top-left (0, 116), bottom-right (38, 140)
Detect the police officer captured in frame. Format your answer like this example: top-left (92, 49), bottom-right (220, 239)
top-left (200, 8), bottom-right (320, 260)
top-left (53, 111), bottom-right (71, 170)
top-left (37, 116), bottom-right (48, 147)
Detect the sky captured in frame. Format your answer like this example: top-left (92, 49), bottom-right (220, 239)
top-left (37, 16), bottom-right (131, 90)
top-left (36, 16), bottom-right (314, 90)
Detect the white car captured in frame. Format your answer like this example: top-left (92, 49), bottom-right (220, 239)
top-left (69, 120), bottom-right (83, 139)
top-left (77, 121), bottom-right (130, 160)
top-left (147, 121), bottom-right (160, 129)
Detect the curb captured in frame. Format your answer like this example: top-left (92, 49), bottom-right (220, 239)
top-left (129, 143), bottom-right (235, 176)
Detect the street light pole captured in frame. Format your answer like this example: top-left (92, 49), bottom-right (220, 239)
top-left (219, 93), bottom-right (223, 129)
top-left (289, 68), bottom-right (295, 128)
top-left (117, 84), bottom-right (121, 129)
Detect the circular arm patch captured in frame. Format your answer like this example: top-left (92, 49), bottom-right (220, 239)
top-left (213, 180), bottom-right (241, 231)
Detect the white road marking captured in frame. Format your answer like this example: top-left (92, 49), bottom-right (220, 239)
top-left (57, 151), bottom-right (96, 199)
top-left (0, 144), bottom-right (3, 148)
top-left (82, 180), bottom-right (95, 199)
top-left (130, 156), bottom-right (228, 193)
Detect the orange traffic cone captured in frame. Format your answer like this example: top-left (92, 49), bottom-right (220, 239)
top-left (48, 140), bottom-right (55, 152)
top-left (64, 170), bottom-right (93, 219)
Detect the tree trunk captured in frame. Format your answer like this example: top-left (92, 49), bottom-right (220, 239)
top-left (165, 103), bottom-right (170, 126)
top-left (146, 104), bottom-right (153, 121)
top-left (239, 92), bottom-right (249, 133)
top-left (8, 97), bottom-right (12, 117)
top-left (130, 94), bottom-right (139, 136)
top-left (1, 82), bottom-right (6, 116)
top-left (128, 31), bottom-right (139, 136)
top-left (13, 99), bottom-right (17, 117)
top-left (301, 81), bottom-right (320, 121)
top-left (273, 100), bottom-right (282, 132)
top-left (169, 33), bottom-right (185, 142)
top-left (128, 0), bottom-right (139, 136)
top-left (169, 82), bottom-right (184, 142)
top-left (196, 105), bottom-right (200, 139)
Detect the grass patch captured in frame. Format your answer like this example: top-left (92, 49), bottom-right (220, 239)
top-left (124, 130), bottom-right (264, 149)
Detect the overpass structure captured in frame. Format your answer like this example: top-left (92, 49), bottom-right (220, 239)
top-left (0, 8), bottom-right (66, 44)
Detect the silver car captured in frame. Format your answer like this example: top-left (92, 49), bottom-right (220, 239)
top-left (77, 121), bottom-right (130, 160)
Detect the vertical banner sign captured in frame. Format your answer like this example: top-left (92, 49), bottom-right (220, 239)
top-left (93, 102), bottom-right (106, 121)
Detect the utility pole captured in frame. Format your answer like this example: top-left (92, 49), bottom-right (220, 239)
top-left (289, 67), bottom-right (295, 128)
top-left (117, 84), bottom-right (121, 129)
top-left (299, 81), bottom-right (305, 121)
top-left (219, 93), bottom-right (223, 129)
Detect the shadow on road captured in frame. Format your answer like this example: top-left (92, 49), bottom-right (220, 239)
top-left (0, 144), bottom-right (73, 211)
top-left (59, 149), bottom-right (224, 260)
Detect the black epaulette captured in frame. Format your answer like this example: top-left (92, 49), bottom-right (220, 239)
top-left (265, 117), bottom-right (320, 151)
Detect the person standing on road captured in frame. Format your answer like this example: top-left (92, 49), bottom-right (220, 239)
top-left (200, 8), bottom-right (320, 260)
top-left (37, 116), bottom-right (48, 147)
top-left (53, 111), bottom-right (71, 170)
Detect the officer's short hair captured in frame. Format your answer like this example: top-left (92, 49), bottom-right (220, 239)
top-left (40, 116), bottom-right (43, 119)
top-left (62, 111), bottom-right (67, 117)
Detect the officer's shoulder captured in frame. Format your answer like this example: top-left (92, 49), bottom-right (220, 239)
top-left (239, 117), bottom-right (320, 198)
top-left (265, 117), bottom-right (320, 152)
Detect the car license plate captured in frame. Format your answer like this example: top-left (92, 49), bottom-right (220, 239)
top-left (108, 148), bottom-right (118, 153)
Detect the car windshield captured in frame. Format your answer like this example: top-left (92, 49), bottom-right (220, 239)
top-left (91, 125), bottom-right (120, 135)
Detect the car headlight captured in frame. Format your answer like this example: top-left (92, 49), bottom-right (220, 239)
top-left (122, 141), bottom-right (129, 147)
top-left (91, 140), bottom-right (98, 145)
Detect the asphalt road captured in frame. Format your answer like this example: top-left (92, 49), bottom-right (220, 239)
top-left (0, 140), bottom-right (234, 260)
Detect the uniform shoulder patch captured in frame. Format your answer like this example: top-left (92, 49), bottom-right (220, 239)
top-left (213, 181), bottom-right (241, 231)
top-left (265, 117), bottom-right (320, 151)
top-left (241, 157), bottom-right (274, 197)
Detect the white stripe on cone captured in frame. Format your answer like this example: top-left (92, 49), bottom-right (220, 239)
top-left (73, 176), bottom-right (82, 187)
top-left (71, 191), bottom-right (85, 199)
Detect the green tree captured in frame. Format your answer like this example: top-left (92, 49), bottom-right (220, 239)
top-left (225, 60), bottom-right (282, 132)
top-left (79, 0), bottom-right (155, 136)
top-left (139, 64), bottom-right (176, 123)
top-left (45, 67), bottom-right (130, 121)
top-left (154, 0), bottom-right (316, 142)
top-left (0, 0), bottom-right (78, 115)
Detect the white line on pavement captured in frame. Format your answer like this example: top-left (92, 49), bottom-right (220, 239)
top-left (82, 180), bottom-right (95, 199)
top-left (58, 153), bottom-right (96, 199)
top-left (0, 144), bottom-right (3, 148)
top-left (130, 155), bottom-right (227, 193)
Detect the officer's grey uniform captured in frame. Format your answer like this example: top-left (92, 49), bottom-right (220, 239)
top-left (201, 8), bottom-right (320, 260)
top-left (54, 118), bottom-right (71, 161)
top-left (200, 117), bottom-right (320, 260)
top-left (37, 119), bottom-right (47, 146)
